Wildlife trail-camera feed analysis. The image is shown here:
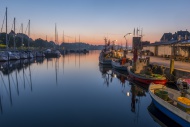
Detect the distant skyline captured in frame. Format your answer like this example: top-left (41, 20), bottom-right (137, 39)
top-left (0, 0), bottom-right (190, 46)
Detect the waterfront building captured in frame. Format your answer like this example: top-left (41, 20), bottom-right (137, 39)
top-left (142, 30), bottom-right (190, 60)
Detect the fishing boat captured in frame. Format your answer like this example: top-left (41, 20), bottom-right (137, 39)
top-left (127, 65), bottom-right (167, 85)
top-left (99, 37), bottom-right (113, 65)
top-left (128, 35), bottom-right (167, 85)
top-left (149, 83), bottom-right (190, 127)
top-left (111, 57), bottom-right (132, 71)
top-left (99, 50), bottom-right (112, 65)
top-left (99, 37), bottom-right (126, 65)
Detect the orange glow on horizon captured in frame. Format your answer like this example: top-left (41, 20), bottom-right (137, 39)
top-left (30, 31), bottom-right (162, 46)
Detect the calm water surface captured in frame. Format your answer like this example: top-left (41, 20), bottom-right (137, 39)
top-left (0, 50), bottom-right (180, 127)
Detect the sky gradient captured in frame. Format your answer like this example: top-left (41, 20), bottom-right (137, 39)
top-left (0, 0), bottom-right (190, 46)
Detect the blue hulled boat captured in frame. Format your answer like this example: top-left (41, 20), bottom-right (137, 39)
top-left (149, 83), bottom-right (190, 127)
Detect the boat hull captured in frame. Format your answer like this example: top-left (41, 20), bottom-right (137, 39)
top-left (128, 67), bottom-right (167, 85)
top-left (0, 56), bottom-right (8, 61)
top-left (99, 58), bottom-right (112, 65)
top-left (149, 84), bottom-right (190, 127)
top-left (111, 60), bottom-right (129, 71)
top-left (151, 98), bottom-right (190, 127)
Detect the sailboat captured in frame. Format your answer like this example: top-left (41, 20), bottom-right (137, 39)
top-left (44, 24), bottom-right (61, 58)
top-left (8, 18), bottom-right (20, 60)
top-left (26, 20), bottom-right (34, 59)
top-left (19, 23), bottom-right (28, 59)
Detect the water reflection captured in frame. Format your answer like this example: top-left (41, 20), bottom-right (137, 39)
top-left (99, 64), bottom-right (113, 86)
top-left (0, 59), bottom-right (35, 75)
top-left (0, 51), bottom-right (169, 127)
top-left (99, 64), bottom-right (182, 127)
top-left (0, 53), bottom-right (91, 115)
top-left (99, 64), bottom-right (148, 124)
top-left (0, 59), bottom-right (35, 111)
top-left (148, 102), bottom-right (181, 127)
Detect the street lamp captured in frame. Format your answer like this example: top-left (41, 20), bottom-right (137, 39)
top-left (124, 33), bottom-right (132, 53)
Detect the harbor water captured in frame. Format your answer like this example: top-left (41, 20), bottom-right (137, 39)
top-left (0, 50), bottom-right (180, 127)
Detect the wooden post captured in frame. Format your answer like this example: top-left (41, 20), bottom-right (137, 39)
top-left (169, 59), bottom-right (174, 74)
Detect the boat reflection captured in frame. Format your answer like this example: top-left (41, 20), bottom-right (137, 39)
top-left (36, 57), bottom-right (45, 64)
top-left (148, 102), bottom-right (181, 127)
top-left (99, 64), bottom-right (113, 87)
top-left (99, 66), bottom-right (149, 124)
top-left (0, 59), bottom-right (35, 75)
top-left (0, 58), bottom-right (36, 114)
top-left (129, 81), bottom-right (146, 114)
top-left (112, 69), bottom-right (128, 86)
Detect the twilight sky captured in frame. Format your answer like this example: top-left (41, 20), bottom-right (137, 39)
top-left (0, 0), bottom-right (190, 46)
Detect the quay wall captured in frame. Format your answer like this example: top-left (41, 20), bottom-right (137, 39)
top-left (150, 64), bottom-right (190, 82)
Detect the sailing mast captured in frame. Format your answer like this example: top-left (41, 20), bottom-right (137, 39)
top-left (27, 20), bottom-right (30, 49)
top-left (79, 35), bottom-right (80, 50)
top-left (6, 7), bottom-right (8, 50)
top-left (79, 35), bottom-right (80, 68)
top-left (63, 30), bottom-right (64, 43)
top-left (55, 23), bottom-right (56, 44)
top-left (21, 23), bottom-right (23, 48)
top-left (13, 17), bottom-right (16, 50)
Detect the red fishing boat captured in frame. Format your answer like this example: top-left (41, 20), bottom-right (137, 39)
top-left (128, 36), bottom-right (167, 85)
top-left (127, 66), bottom-right (167, 85)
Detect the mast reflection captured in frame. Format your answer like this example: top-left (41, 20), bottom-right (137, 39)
top-left (0, 59), bottom-right (35, 113)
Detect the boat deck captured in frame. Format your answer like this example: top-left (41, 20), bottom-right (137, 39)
top-left (150, 84), bottom-right (190, 114)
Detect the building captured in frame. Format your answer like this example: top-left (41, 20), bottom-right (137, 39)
top-left (142, 30), bottom-right (190, 59)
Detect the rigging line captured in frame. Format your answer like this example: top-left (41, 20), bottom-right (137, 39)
top-left (0, 72), bottom-right (9, 96)
top-left (0, 11), bottom-right (6, 32)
